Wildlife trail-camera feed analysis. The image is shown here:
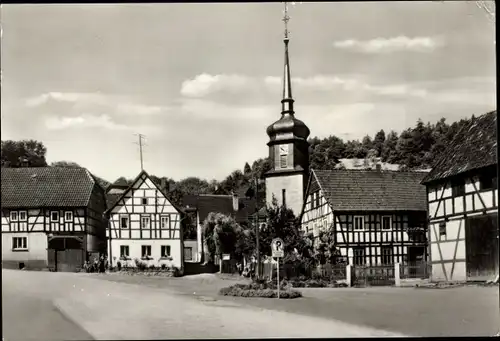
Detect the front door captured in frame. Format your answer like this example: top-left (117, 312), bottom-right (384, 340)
top-left (465, 213), bottom-right (499, 281)
top-left (408, 246), bottom-right (425, 277)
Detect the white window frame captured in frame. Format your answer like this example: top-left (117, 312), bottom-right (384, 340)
top-left (64, 211), bottom-right (73, 222)
top-left (381, 246), bottom-right (393, 265)
top-left (161, 245), bottom-right (171, 258)
top-left (381, 216), bottom-right (392, 231)
top-left (140, 215), bottom-right (150, 229)
top-left (160, 215), bottom-right (170, 229)
top-left (19, 211), bottom-right (27, 221)
top-left (10, 211), bottom-right (18, 222)
top-left (12, 236), bottom-right (28, 251)
top-left (50, 211), bottom-right (59, 222)
top-left (141, 245), bottom-right (152, 257)
top-left (353, 247), bottom-right (365, 266)
top-left (353, 216), bottom-right (365, 231)
top-left (120, 215), bottom-right (129, 229)
top-left (120, 245), bottom-right (130, 258)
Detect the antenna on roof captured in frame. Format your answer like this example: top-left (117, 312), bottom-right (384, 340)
top-left (133, 133), bottom-right (147, 171)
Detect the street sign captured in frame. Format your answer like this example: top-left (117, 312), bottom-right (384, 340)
top-left (271, 238), bottom-right (284, 258)
top-left (271, 237), bottom-right (285, 299)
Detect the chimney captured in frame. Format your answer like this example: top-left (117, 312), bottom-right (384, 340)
top-left (232, 192), bottom-right (239, 212)
top-left (376, 164), bottom-right (382, 172)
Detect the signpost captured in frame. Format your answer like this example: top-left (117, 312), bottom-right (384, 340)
top-left (271, 238), bottom-right (284, 299)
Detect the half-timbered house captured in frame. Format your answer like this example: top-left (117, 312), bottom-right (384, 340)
top-left (300, 168), bottom-right (429, 267)
top-left (104, 170), bottom-right (185, 271)
top-left (421, 110), bottom-right (498, 282)
top-left (1, 167), bottom-right (107, 271)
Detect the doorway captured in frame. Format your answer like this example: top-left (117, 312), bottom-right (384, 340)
top-left (465, 213), bottom-right (499, 281)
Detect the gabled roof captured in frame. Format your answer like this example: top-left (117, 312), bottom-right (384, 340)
top-left (422, 110), bottom-right (497, 185)
top-left (1, 167), bottom-right (97, 208)
top-left (104, 170), bottom-right (184, 214)
top-left (312, 169), bottom-right (427, 212)
top-left (181, 194), bottom-right (257, 224)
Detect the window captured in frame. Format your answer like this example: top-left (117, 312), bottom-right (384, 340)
top-left (10, 211), bottom-right (18, 221)
top-left (439, 222), bottom-right (446, 237)
top-left (120, 216), bottom-right (129, 229)
top-left (161, 245), bottom-right (171, 258)
top-left (64, 211), bottom-right (73, 222)
top-left (315, 192), bottom-right (320, 208)
top-left (280, 154), bottom-right (287, 168)
top-left (19, 211), bottom-right (27, 221)
top-left (353, 247), bottom-right (365, 266)
top-left (141, 198), bottom-right (148, 205)
top-left (120, 245), bottom-right (130, 258)
top-left (12, 237), bottom-right (27, 250)
top-left (51, 211), bottom-right (59, 222)
top-left (141, 245), bottom-right (152, 257)
top-left (184, 247), bottom-right (193, 261)
top-left (140, 215), bottom-right (150, 229)
top-left (382, 216), bottom-right (392, 230)
top-left (161, 216), bottom-right (169, 229)
top-left (282, 189), bottom-right (287, 208)
top-left (353, 216), bottom-right (364, 231)
top-left (381, 247), bottom-right (393, 265)
top-left (451, 179), bottom-right (465, 197)
top-left (310, 193), bottom-right (315, 209)
top-left (480, 175), bottom-right (494, 190)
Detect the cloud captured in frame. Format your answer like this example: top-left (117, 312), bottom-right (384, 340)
top-left (25, 91), bottom-right (169, 116)
top-left (333, 36), bottom-right (443, 53)
top-left (181, 73), bottom-right (428, 104)
top-left (180, 73), bottom-right (254, 98)
top-left (45, 113), bottom-right (131, 131)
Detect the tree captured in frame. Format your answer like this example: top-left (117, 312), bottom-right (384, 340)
top-left (381, 130), bottom-right (399, 163)
top-left (1, 140), bottom-right (48, 168)
top-left (257, 197), bottom-right (314, 275)
top-left (243, 162), bottom-right (252, 176)
top-left (373, 129), bottom-right (386, 157)
top-left (51, 161), bottom-right (82, 168)
top-left (202, 212), bottom-right (242, 268)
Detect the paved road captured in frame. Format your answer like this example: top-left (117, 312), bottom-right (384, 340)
top-left (97, 273), bottom-right (500, 337)
top-left (1, 270), bottom-right (404, 339)
top-left (2, 271), bottom-right (93, 341)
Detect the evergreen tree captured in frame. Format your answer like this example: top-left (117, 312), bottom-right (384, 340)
top-left (373, 129), bottom-right (386, 157)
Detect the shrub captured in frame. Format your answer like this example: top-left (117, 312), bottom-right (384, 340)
top-left (219, 284), bottom-right (302, 299)
top-left (161, 263), bottom-right (167, 270)
top-left (117, 261), bottom-right (122, 271)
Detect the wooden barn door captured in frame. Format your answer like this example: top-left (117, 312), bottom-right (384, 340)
top-left (465, 213), bottom-right (499, 281)
top-left (49, 237), bottom-right (84, 273)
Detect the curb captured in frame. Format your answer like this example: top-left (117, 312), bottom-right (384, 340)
top-left (53, 299), bottom-right (98, 340)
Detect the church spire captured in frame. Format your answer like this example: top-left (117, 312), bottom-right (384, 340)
top-left (281, 2), bottom-right (294, 116)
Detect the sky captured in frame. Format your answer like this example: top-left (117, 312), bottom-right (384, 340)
top-left (1, 2), bottom-right (496, 183)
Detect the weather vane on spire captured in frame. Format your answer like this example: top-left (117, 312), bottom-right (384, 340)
top-left (283, 2), bottom-right (290, 40)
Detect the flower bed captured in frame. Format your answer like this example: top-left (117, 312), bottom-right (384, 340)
top-left (219, 281), bottom-right (302, 299)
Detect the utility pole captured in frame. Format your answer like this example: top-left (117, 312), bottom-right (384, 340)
top-left (255, 176), bottom-right (261, 279)
top-left (133, 133), bottom-right (146, 171)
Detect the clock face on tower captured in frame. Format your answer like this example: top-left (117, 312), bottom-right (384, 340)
top-left (279, 144), bottom-right (289, 155)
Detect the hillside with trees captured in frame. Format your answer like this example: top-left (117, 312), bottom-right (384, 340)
top-left (0, 114), bottom-right (478, 210)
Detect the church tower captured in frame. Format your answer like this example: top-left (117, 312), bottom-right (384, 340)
top-left (264, 2), bottom-right (310, 216)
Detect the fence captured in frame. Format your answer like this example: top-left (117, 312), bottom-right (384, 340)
top-left (399, 261), bottom-right (431, 280)
top-left (353, 265), bottom-right (396, 287)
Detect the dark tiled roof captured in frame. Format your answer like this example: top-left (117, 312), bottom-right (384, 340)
top-left (181, 194), bottom-right (257, 224)
top-left (422, 111), bottom-right (497, 184)
top-left (313, 169), bottom-right (427, 212)
top-left (105, 187), bottom-right (127, 209)
top-left (1, 167), bottom-right (96, 208)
